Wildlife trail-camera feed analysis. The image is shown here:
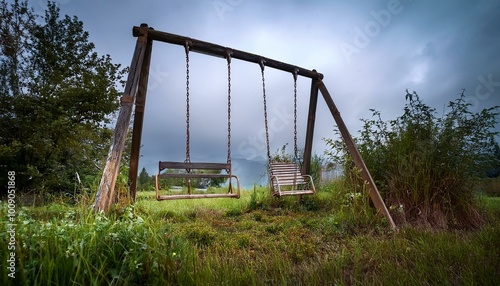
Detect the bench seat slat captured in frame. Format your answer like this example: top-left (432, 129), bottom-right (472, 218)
top-left (157, 193), bottom-right (239, 200)
top-left (272, 181), bottom-right (307, 186)
top-left (272, 172), bottom-right (302, 175)
top-left (159, 161), bottom-right (231, 171)
top-left (271, 167), bottom-right (301, 171)
top-left (269, 163), bottom-right (305, 187)
top-left (272, 175), bottom-right (306, 179)
top-left (159, 173), bottom-right (232, 179)
top-left (274, 190), bottom-right (315, 196)
top-left (272, 180), bottom-right (307, 185)
top-left (272, 175), bottom-right (307, 181)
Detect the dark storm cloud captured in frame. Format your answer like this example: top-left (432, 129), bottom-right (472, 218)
top-left (51, 0), bottom-right (500, 175)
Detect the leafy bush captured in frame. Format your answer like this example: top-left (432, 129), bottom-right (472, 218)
top-left (325, 90), bottom-right (499, 229)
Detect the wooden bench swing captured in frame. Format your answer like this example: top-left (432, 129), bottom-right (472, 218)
top-left (259, 61), bottom-right (315, 197)
top-left (155, 44), bottom-right (240, 200)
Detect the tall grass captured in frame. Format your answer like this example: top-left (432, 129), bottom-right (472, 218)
top-left (1, 186), bottom-right (499, 285)
top-left (479, 176), bottom-right (500, 197)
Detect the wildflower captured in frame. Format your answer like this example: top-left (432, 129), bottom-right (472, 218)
top-left (108, 232), bottom-right (119, 241)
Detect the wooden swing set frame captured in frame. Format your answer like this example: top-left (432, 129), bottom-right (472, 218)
top-left (93, 23), bottom-right (397, 230)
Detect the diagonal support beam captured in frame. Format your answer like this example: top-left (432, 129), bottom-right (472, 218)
top-left (128, 32), bottom-right (153, 201)
top-left (93, 24), bottom-right (150, 213)
top-left (316, 80), bottom-right (397, 230)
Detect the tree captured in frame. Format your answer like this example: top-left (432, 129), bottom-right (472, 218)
top-left (137, 167), bottom-right (151, 191)
top-left (0, 1), bottom-right (125, 194)
top-left (485, 142), bottom-right (500, 178)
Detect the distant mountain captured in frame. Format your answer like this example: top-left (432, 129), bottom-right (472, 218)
top-left (230, 157), bottom-right (268, 189)
top-left (245, 155), bottom-right (267, 163)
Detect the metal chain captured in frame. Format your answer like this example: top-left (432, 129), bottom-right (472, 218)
top-left (293, 68), bottom-right (298, 161)
top-left (184, 41), bottom-right (191, 164)
top-left (260, 60), bottom-right (271, 163)
top-left (226, 51), bottom-right (232, 167)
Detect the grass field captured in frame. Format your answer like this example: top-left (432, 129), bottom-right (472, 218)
top-left (2, 185), bottom-right (499, 285)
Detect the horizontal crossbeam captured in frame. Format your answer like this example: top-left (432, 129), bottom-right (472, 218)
top-left (133, 25), bottom-right (323, 80)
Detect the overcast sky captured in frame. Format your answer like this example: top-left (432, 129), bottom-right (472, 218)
top-left (30, 0), bottom-right (500, 175)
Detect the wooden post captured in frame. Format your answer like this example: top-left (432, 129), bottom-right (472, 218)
top-left (93, 24), bottom-right (149, 213)
top-left (302, 77), bottom-right (319, 176)
top-left (129, 31), bottom-right (153, 200)
top-left (316, 80), bottom-right (397, 230)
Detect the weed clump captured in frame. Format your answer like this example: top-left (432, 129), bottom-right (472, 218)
top-left (325, 90), bottom-right (499, 229)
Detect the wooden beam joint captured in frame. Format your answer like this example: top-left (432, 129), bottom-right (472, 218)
top-left (120, 96), bottom-right (134, 104)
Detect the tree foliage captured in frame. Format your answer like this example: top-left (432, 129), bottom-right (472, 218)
top-left (0, 1), bottom-right (125, 194)
top-left (137, 167), bottom-right (152, 191)
top-left (325, 90), bottom-right (499, 229)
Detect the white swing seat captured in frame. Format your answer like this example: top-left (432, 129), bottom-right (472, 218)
top-left (269, 162), bottom-right (315, 197)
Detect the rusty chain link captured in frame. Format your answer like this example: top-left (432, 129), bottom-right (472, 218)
top-left (260, 60), bottom-right (272, 163)
top-left (226, 51), bottom-right (232, 168)
top-left (184, 41), bottom-right (191, 164)
top-left (293, 68), bottom-right (299, 162)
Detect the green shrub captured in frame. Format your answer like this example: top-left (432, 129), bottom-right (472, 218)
top-left (325, 90), bottom-right (499, 229)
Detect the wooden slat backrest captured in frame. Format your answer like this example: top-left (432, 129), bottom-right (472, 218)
top-left (158, 173), bottom-right (232, 179)
top-left (269, 162), bottom-right (307, 185)
top-left (159, 161), bottom-right (231, 172)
